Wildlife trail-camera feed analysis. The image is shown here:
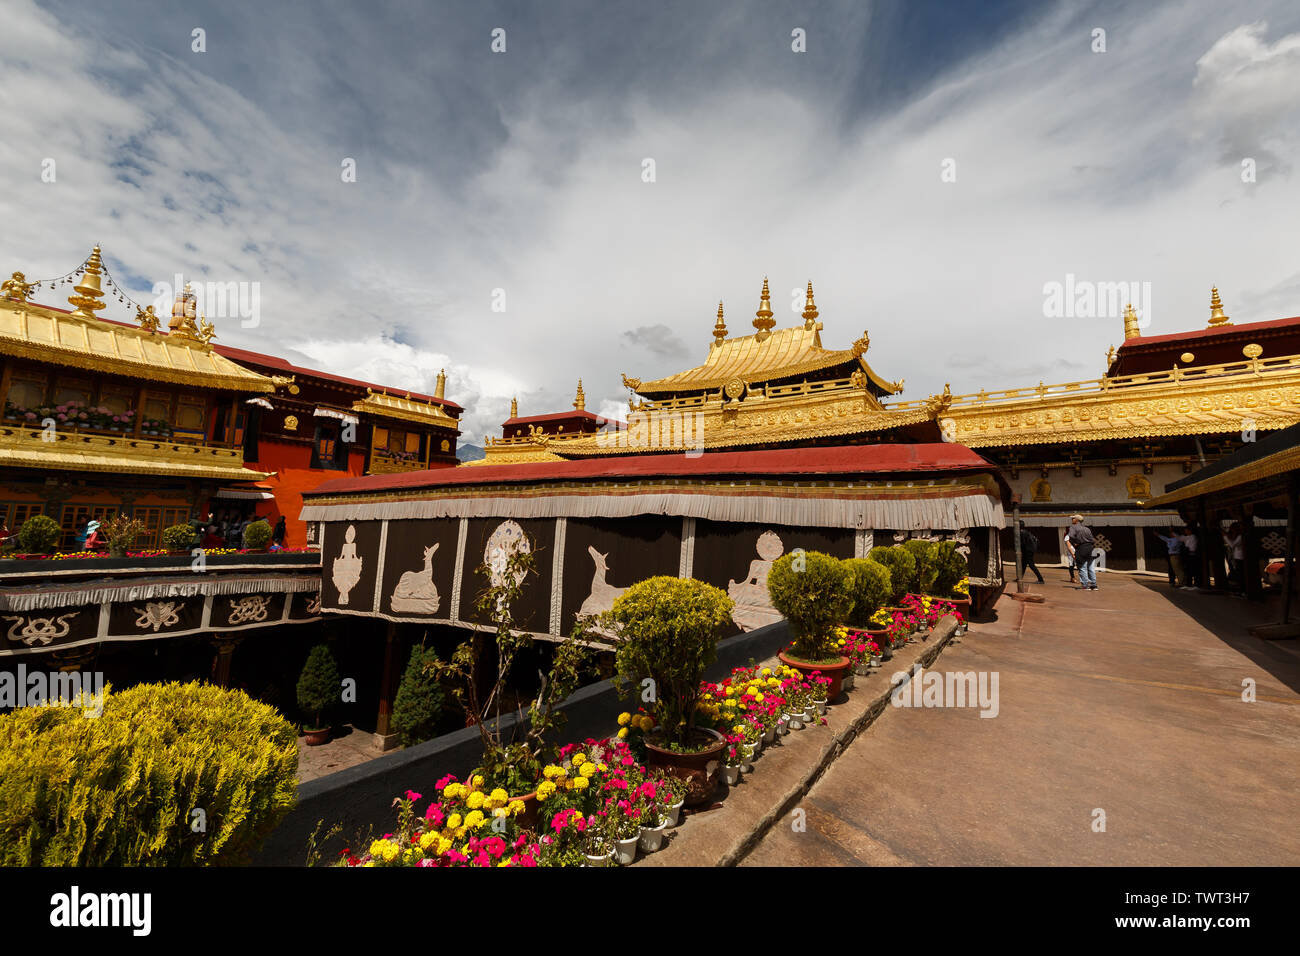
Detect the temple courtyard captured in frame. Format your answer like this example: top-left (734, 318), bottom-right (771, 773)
top-left (741, 572), bottom-right (1300, 866)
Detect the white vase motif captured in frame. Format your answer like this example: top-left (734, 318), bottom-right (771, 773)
top-left (331, 524), bottom-right (364, 605)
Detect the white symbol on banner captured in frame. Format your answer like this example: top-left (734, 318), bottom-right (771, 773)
top-left (332, 524), bottom-right (364, 605)
top-left (228, 595), bottom-right (270, 625)
top-left (579, 546), bottom-right (627, 617)
top-left (727, 531), bottom-right (785, 632)
top-left (134, 602), bottom-right (181, 632)
top-left (392, 544), bottom-right (442, 614)
top-left (3, 612), bottom-right (79, 646)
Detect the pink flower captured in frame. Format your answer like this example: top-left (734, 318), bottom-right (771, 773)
top-left (405, 789), bottom-right (422, 802)
top-left (435, 774), bottom-right (456, 789)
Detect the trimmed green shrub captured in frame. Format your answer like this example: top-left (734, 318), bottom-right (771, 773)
top-left (390, 643), bottom-right (445, 748)
top-left (902, 539), bottom-right (939, 594)
top-left (767, 550), bottom-right (853, 662)
top-left (608, 576), bottom-right (734, 749)
top-left (866, 545), bottom-right (915, 604)
top-left (931, 540), bottom-right (969, 598)
top-left (843, 557), bottom-right (892, 628)
top-left (16, 514), bottom-right (60, 554)
top-left (0, 681), bottom-right (297, 865)
top-left (242, 519), bottom-right (272, 550)
top-left (297, 644), bottom-right (341, 731)
top-left (161, 523), bottom-right (195, 551)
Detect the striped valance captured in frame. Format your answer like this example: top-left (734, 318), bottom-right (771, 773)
top-left (0, 574), bottom-right (320, 612)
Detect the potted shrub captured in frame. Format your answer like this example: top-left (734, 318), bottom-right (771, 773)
top-left (15, 514), bottom-right (61, 556)
top-left (930, 541), bottom-right (973, 615)
top-left (242, 519), bottom-right (273, 551)
top-left (866, 545), bottom-right (916, 608)
top-left (844, 556), bottom-right (891, 628)
top-left (902, 539), bottom-right (939, 598)
top-left (605, 576), bottom-right (734, 807)
top-left (297, 644), bottom-right (341, 745)
top-left (390, 643), bottom-right (446, 748)
top-left (161, 523), bottom-right (194, 554)
top-left (766, 551), bottom-right (853, 699)
top-left (101, 513), bottom-right (147, 558)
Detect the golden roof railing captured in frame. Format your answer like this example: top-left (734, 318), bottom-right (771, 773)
top-left (887, 353), bottom-right (1300, 413)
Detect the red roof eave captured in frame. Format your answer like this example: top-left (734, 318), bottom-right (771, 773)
top-left (1117, 315), bottom-right (1300, 351)
top-left (305, 443), bottom-right (1003, 497)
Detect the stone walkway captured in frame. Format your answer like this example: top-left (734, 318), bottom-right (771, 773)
top-left (743, 574), bottom-right (1300, 866)
top-left (295, 725), bottom-right (386, 784)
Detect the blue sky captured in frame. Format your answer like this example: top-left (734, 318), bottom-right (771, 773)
top-left (3, 0), bottom-right (1300, 442)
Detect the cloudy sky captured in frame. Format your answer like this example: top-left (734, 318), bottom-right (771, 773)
top-left (3, 0), bottom-right (1299, 444)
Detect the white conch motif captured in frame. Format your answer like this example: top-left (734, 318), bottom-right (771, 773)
top-left (228, 595), bottom-right (271, 625)
top-left (3, 612), bottom-right (79, 646)
top-left (727, 530), bottom-right (785, 632)
top-left (578, 546), bottom-right (627, 617)
top-left (484, 520), bottom-right (530, 588)
top-left (134, 602), bottom-right (181, 632)
top-left (391, 543), bottom-right (441, 614)
top-left (332, 524), bottom-right (364, 605)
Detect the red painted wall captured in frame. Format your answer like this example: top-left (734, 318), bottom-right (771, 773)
top-left (245, 440), bottom-right (367, 548)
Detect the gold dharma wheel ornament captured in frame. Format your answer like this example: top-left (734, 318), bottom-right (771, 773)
top-left (1180, 352), bottom-right (1195, 364)
top-left (283, 414), bottom-right (299, 431)
top-left (723, 378), bottom-right (746, 400)
top-left (1242, 343), bottom-right (1263, 359)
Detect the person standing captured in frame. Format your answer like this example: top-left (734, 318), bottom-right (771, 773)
top-left (1181, 524), bottom-right (1200, 589)
top-left (1068, 514), bottom-right (1098, 590)
top-left (272, 516), bottom-right (287, 549)
top-left (1019, 520), bottom-right (1045, 584)
top-left (1063, 529), bottom-right (1076, 583)
top-left (1223, 522), bottom-right (1246, 595)
top-left (1154, 528), bottom-right (1185, 588)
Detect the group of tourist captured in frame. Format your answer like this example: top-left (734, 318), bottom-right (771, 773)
top-left (1016, 515), bottom-right (1256, 595)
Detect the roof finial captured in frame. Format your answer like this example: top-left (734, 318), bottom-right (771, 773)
top-left (435, 368), bottom-right (447, 399)
top-left (510, 396), bottom-right (518, 418)
top-left (713, 300), bottom-right (728, 345)
top-left (802, 280), bottom-right (819, 329)
top-left (573, 379), bottom-right (586, 411)
top-left (1208, 286), bottom-right (1231, 327)
top-left (67, 246), bottom-right (106, 318)
top-left (1122, 302), bottom-right (1141, 341)
top-left (753, 277), bottom-right (775, 337)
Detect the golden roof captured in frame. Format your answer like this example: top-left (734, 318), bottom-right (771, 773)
top-left (630, 324), bottom-right (896, 395)
top-left (352, 388), bottom-right (461, 430)
top-left (0, 297), bottom-right (275, 392)
top-left (0, 424), bottom-right (268, 481)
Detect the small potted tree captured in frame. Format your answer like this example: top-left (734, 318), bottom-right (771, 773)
top-left (902, 539), bottom-right (939, 600)
top-left (929, 540), bottom-right (972, 616)
top-left (15, 514), bottom-right (61, 557)
top-left (605, 576), bottom-right (733, 807)
top-left (242, 519), bottom-right (273, 552)
top-left (843, 557), bottom-right (892, 673)
top-left (390, 642), bottom-right (445, 748)
top-left (161, 523), bottom-right (194, 554)
top-left (767, 551), bottom-right (853, 700)
top-left (866, 545), bottom-right (916, 609)
top-left (297, 644), bottom-right (341, 745)
top-left (101, 513), bottom-right (147, 558)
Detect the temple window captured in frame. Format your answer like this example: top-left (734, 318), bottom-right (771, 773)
top-left (373, 426), bottom-right (421, 461)
top-left (312, 419), bottom-right (349, 470)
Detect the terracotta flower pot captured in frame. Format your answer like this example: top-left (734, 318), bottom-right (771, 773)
top-left (510, 789), bottom-right (540, 830)
top-left (778, 649), bottom-right (852, 700)
top-left (643, 727), bottom-right (726, 807)
top-left (303, 727), bottom-right (330, 746)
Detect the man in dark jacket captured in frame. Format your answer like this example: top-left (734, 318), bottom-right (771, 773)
top-left (1019, 520), bottom-right (1045, 583)
top-left (1068, 514), bottom-right (1098, 590)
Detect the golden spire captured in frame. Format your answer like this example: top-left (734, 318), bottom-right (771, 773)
top-left (1208, 286), bottom-right (1231, 327)
top-left (67, 246), bottom-right (106, 318)
top-left (753, 277), bottom-right (775, 337)
top-left (1122, 302), bottom-right (1141, 340)
top-left (712, 300), bottom-right (727, 345)
top-left (435, 368), bottom-right (446, 399)
top-left (573, 379), bottom-right (586, 411)
top-left (801, 280), bottom-right (819, 329)
top-left (510, 396), bottom-right (518, 418)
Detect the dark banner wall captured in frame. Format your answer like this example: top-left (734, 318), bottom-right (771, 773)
top-left (560, 516), bottom-right (682, 633)
top-left (108, 596), bottom-right (205, 637)
top-left (457, 518), bottom-right (556, 633)
top-left (378, 518), bottom-right (461, 620)
top-left (321, 519), bottom-right (384, 612)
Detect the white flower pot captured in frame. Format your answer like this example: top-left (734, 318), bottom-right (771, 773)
top-left (762, 726), bottom-right (776, 744)
top-left (777, 716), bottom-right (790, 736)
top-left (613, 836), bottom-right (639, 865)
top-left (722, 764), bottom-right (741, 786)
top-left (853, 662), bottom-right (871, 676)
top-left (814, 699), bottom-right (827, 715)
top-left (639, 821), bottom-right (668, 853)
top-left (584, 850), bottom-right (613, 867)
top-left (667, 800), bottom-right (685, 828)
top-left (842, 672), bottom-right (856, 690)
top-left (789, 712), bottom-right (807, 730)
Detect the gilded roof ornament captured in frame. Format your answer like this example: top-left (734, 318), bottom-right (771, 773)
top-left (851, 331), bottom-right (870, 357)
top-left (1209, 287), bottom-right (1231, 327)
top-left (925, 383), bottom-right (953, 417)
top-left (510, 396), bottom-right (519, 418)
top-left (801, 281), bottom-right (821, 330)
top-left (166, 282), bottom-right (215, 346)
top-left (67, 246), bottom-right (107, 319)
top-left (435, 368), bottom-right (447, 399)
top-left (713, 301), bottom-right (728, 345)
top-left (753, 277), bottom-right (775, 338)
top-left (135, 304), bottom-right (161, 333)
top-left (574, 379), bottom-right (586, 411)
top-left (621, 373), bottom-right (641, 390)
top-left (1122, 302), bottom-right (1141, 340)
top-left (1, 271), bottom-right (38, 303)
top-left (1106, 344), bottom-right (1116, 366)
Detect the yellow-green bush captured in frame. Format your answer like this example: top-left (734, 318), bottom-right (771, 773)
top-left (0, 681), bottom-right (298, 866)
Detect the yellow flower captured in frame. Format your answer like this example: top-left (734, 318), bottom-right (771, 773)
top-left (464, 810), bottom-right (486, 830)
top-left (442, 783), bottom-right (461, 800)
top-left (471, 775), bottom-right (485, 788)
top-left (572, 753), bottom-right (587, 765)
top-left (490, 788), bottom-right (509, 804)
top-left (617, 712), bottom-right (631, 726)
top-left (508, 799), bottom-right (525, 816)
top-left (639, 716), bottom-right (655, 731)
top-left (465, 791), bottom-right (485, 810)
top-left (446, 813), bottom-right (462, 830)
top-left (418, 831), bottom-right (438, 850)
top-left (617, 727), bottom-right (628, 739)
top-left (579, 762), bottom-right (597, 777)
top-left (755, 693), bottom-right (764, 703)
top-left (761, 667), bottom-right (771, 676)
top-left (543, 765), bottom-right (562, 780)
top-left (537, 781), bottom-right (557, 801)
top-left (492, 806), bottom-right (509, 818)
top-left (574, 776), bottom-right (589, 790)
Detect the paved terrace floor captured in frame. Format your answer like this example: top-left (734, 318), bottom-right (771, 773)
top-left (744, 572), bottom-right (1300, 866)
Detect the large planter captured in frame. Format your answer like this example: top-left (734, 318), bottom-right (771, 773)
top-left (643, 727), bottom-right (727, 807)
top-left (303, 726), bottom-right (330, 746)
top-left (778, 650), bottom-right (852, 700)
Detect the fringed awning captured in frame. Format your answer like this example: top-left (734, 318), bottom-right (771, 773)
top-left (0, 574), bottom-right (320, 612)
top-left (301, 488), bottom-right (1003, 531)
top-left (245, 396), bottom-right (274, 410)
top-left (315, 407), bottom-right (360, 426)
